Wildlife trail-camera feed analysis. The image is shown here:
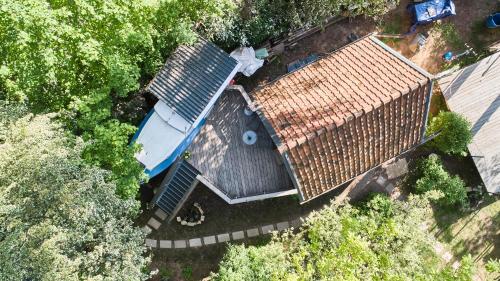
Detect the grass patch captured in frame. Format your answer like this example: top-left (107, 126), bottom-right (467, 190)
top-left (377, 14), bottom-right (404, 44)
top-left (436, 22), bottom-right (464, 50)
top-left (430, 195), bottom-right (500, 280)
top-left (429, 89), bottom-right (448, 119)
top-left (379, 14), bottom-right (404, 34)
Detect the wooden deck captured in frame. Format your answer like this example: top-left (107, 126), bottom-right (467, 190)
top-left (186, 90), bottom-right (293, 199)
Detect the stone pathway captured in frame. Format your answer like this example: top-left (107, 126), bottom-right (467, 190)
top-left (143, 217), bottom-right (304, 249)
top-left (141, 157), bottom-right (410, 250)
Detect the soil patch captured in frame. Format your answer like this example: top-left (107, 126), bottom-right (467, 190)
top-left (151, 182), bottom-right (348, 240)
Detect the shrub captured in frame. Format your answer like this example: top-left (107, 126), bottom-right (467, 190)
top-left (427, 111), bottom-right (472, 155)
top-left (0, 103), bottom-right (149, 280)
top-left (414, 155), bottom-right (468, 207)
top-left (181, 266), bottom-right (193, 280)
top-left (210, 0), bottom-right (399, 49)
top-left (213, 194), bottom-right (474, 280)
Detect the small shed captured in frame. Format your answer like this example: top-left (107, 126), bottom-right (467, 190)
top-left (133, 37), bottom-right (240, 178)
top-left (437, 52), bottom-right (500, 194)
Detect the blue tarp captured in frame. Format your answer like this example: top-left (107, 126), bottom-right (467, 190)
top-left (409, 0), bottom-right (456, 25)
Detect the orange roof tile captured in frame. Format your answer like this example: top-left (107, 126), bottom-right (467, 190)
top-left (252, 35), bottom-right (432, 202)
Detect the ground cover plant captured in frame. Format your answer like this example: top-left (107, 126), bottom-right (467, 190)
top-left (212, 0), bottom-right (400, 49)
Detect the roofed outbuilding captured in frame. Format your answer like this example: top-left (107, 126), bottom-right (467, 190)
top-left (437, 52), bottom-right (500, 194)
top-left (252, 35), bottom-right (434, 202)
top-left (147, 37), bottom-right (240, 124)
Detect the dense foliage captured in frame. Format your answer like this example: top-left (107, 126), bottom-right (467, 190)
top-left (0, 0), bottom-right (232, 197)
top-left (212, 0), bottom-right (399, 48)
top-left (413, 155), bottom-right (468, 207)
top-left (0, 102), bottom-right (149, 280)
top-left (213, 193), bottom-right (474, 280)
top-left (427, 111), bottom-right (473, 156)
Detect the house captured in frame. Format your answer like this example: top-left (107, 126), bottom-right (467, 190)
top-left (437, 52), bottom-right (500, 194)
top-left (150, 35), bottom-right (434, 220)
top-left (132, 38), bottom-right (240, 178)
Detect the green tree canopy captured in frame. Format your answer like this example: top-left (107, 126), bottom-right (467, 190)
top-left (212, 0), bottom-right (399, 48)
top-left (414, 154), bottom-right (468, 207)
top-left (427, 111), bottom-right (473, 156)
top-left (0, 102), bottom-right (150, 281)
top-left (0, 0), bottom-right (232, 198)
top-left (213, 193), bottom-right (474, 280)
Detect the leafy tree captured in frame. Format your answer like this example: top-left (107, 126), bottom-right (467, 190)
top-left (427, 111), bottom-right (473, 155)
top-left (213, 193), bottom-right (474, 280)
top-left (414, 154), bottom-right (468, 207)
top-left (0, 0), bottom-right (232, 197)
top-left (0, 103), bottom-right (150, 280)
top-left (212, 0), bottom-right (399, 48)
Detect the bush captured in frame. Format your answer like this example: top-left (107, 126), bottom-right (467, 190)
top-left (414, 155), bottom-right (468, 207)
top-left (427, 111), bottom-right (473, 155)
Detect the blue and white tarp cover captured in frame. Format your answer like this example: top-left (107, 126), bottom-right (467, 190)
top-left (409, 0), bottom-right (456, 25)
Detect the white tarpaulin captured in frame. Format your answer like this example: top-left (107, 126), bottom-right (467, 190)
top-left (230, 47), bottom-right (264, 77)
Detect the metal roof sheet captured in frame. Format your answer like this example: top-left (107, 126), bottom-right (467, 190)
top-left (147, 38), bottom-right (239, 123)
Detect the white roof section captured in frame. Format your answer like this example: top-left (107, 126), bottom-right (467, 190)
top-left (438, 52), bottom-right (500, 194)
top-left (135, 101), bottom-right (190, 170)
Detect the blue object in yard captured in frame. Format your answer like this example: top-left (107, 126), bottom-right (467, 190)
top-left (408, 0), bottom-right (456, 26)
top-left (486, 13), bottom-right (500, 29)
top-left (443, 51), bottom-right (454, 62)
top-left (287, 54), bottom-right (319, 73)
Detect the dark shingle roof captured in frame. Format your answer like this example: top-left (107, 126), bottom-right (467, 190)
top-left (147, 38), bottom-right (239, 123)
top-left (252, 35), bottom-right (433, 202)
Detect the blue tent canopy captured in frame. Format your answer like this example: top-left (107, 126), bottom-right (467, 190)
top-left (409, 0), bottom-right (456, 25)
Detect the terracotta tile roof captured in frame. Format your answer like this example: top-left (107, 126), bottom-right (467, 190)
top-left (252, 36), bottom-right (433, 202)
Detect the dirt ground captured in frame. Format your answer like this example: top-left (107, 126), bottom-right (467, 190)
top-left (239, 0), bottom-right (499, 92)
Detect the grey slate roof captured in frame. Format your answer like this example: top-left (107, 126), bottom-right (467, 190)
top-left (437, 52), bottom-right (500, 194)
top-left (147, 38), bottom-right (239, 123)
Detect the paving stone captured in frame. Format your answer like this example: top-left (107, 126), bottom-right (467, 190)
top-left (442, 252), bottom-right (453, 262)
top-left (290, 218), bottom-right (302, 229)
top-left (232, 231), bottom-right (245, 240)
top-left (246, 228), bottom-right (260, 238)
top-left (386, 158), bottom-right (408, 179)
top-left (145, 238), bottom-right (157, 248)
top-left (434, 242), bottom-right (444, 254)
top-left (385, 183), bottom-right (395, 193)
top-left (141, 225), bottom-right (152, 234)
top-left (261, 224), bottom-right (275, 234)
top-left (159, 240), bottom-right (172, 249)
top-left (376, 175), bottom-right (387, 186)
top-left (174, 240), bottom-right (187, 249)
top-left (147, 217), bottom-right (161, 230)
top-left (189, 238), bottom-right (202, 247)
top-left (276, 221), bottom-right (290, 231)
top-left (203, 235), bottom-right (217, 245)
top-left (217, 233), bottom-right (230, 243)
top-left (154, 209), bottom-right (168, 221)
